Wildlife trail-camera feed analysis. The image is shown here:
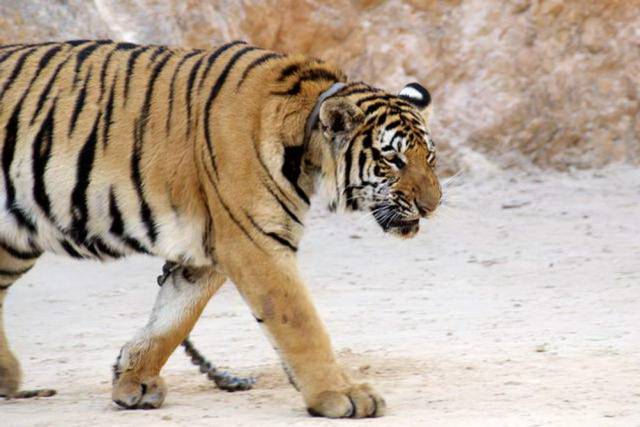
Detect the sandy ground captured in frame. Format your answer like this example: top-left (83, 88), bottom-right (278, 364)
top-left (1, 167), bottom-right (639, 426)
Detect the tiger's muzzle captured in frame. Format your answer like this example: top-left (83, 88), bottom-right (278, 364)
top-left (372, 205), bottom-right (421, 238)
top-left (371, 184), bottom-right (441, 239)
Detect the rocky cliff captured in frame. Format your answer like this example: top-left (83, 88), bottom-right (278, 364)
top-left (1, 0), bottom-right (638, 173)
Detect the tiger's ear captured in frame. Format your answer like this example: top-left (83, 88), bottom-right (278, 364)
top-left (319, 97), bottom-right (364, 139)
top-left (399, 82), bottom-right (432, 122)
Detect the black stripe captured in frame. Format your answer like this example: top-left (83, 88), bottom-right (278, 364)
top-left (201, 158), bottom-right (264, 252)
top-left (11, 45), bottom-right (64, 121)
top-left (31, 53), bottom-right (74, 125)
top-left (393, 130), bottom-right (406, 140)
top-left (131, 124), bottom-right (158, 245)
top-left (245, 213), bottom-right (297, 252)
top-left (82, 238), bottom-right (116, 259)
top-left (32, 99), bottom-right (56, 219)
top-left (68, 65), bottom-right (93, 137)
top-left (60, 240), bottom-right (83, 258)
top-left (185, 56), bottom-right (205, 137)
top-left (0, 44), bottom-right (21, 51)
top-left (344, 138), bottom-right (355, 209)
top-left (198, 41), bottom-right (247, 90)
top-left (108, 188), bottom-right (150, 254)
top-left (102, 72), bottom-right (118, 148)
top-left (3, 98), bottom-right (36, 231)
top-left (83, 239), bottom-right (102, 257)
top-left (355, 94), bottom-right (391, 107)
top-left (33, 44), bottom-right (64, 79)
top-left (253, 145), bottom-right (297, 207)
top-left (123, 46), bottom-right (151, 104)
top-left (203, 46), bottom-right (259, 175)
top-left (123, 236), bottom-right (150, 254)
top-left (166, 50), bottom-right (202, 134)
top-left (364, 101), bottom-right (388, 116)
top-left (0, 45), bottom-right (34, 66)
top-left (272, 68), bottom-right (339, 96)
top-left (1, 43), bottom-right (55, 51)
top-left (69, 112), bottom-right (101, 244)
top-left (406, 114), bottom-right (423, 127)
top-left (361, 131), bottom-right (373, 148)
top-left (264, 182), bottom-right (303, 225)
top-left (237, 52), bottom-right (282, 89)
top-left (281, 146), bottom-right (310, 204)
top-left (129, 52), bottom-right (174, 245)
top-left (0, 47), bottom-right (38, 102)
top-left (386, 133), bottom-right (402, 152)
top-left (98, 48), bottom-right (116, 103)
top-left (358, 151), bottom-right (367, 182)
top-left (0, 266), bottom-right (33, 277)
top-left (108, 188), bottom-right (125, 236)
top-left (138, 51), bottom-right (173, 138)
top-left (0, 240), bottom-right (41, 260)
top-left (371, 146), bottom-right (381, 162)
top-left (89, 238), bottom-right (123, 259)
top-left (0, 48), bottom-right (20, 65)
top-left (385, 119), bottom-right (402, 131)
top-left (74, 41), bottom-right (109, 84)
top-left (250, 134), bottom-right (305, 215)
top-left (3, 42), bottom-right (55, 50)
top-left (148, 46), bottom-right (167, 64)
top-left (201, 210), bottom-right (213, 259)
top-left (277, 63), bottom-right (301, 81)
top-left (265, 233), bottom-right (296, 252)
top-left (66, 40), bottom-right (93, 47)
top-left (115, 42), bottom-right (138, 51)
top-left (376, 111), bottom-right (388, 126)
top-left (363, 112), bottom-right (383, 127)
top-left (336, 85), bottom-right (377, 97)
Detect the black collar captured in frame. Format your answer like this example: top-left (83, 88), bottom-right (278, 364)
top-left (303, 82), bottom-right (346, 146)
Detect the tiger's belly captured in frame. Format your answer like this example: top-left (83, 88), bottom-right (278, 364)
top-left (0, 181), bottom-right (212, 266)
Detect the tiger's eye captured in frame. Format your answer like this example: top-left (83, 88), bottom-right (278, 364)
top-left (385, 155), bottom-right (406, 170)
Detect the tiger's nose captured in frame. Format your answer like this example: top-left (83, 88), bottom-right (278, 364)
top-left (416, 201), bottom-right (429, 216)
top-left (415, 187), bottom-right (441, 217)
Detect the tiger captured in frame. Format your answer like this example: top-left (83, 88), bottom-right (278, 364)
top-left (0, 39), bottom-right (441, 418)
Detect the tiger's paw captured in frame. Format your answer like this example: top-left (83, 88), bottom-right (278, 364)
top-left (307, 383), bottom-right (386, 418)
top-left (0, 351), bottom-right (21, 397)
top-left (112, 376), bottom-right (167, 409)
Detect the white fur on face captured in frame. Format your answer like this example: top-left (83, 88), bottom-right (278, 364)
top-left (380, 128), bottom-right (408, 153)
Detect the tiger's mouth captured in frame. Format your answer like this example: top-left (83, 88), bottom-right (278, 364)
top-left (388, 219), bottom-right (420, 238)
top-left (372, 206), bottom-right (420, 238)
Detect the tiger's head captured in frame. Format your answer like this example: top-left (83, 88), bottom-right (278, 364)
top-left (315, 82), bottom-right (441, 239)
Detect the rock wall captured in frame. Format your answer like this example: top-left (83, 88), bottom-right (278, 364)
top-left (1, 0), bottom-right (638, 173)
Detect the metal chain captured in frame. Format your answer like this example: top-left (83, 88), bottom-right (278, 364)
top-left (157, 262), bottom-right (256, 392)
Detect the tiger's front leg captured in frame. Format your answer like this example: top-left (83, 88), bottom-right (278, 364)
top-left (112, 264), bottom-right (226, 409)
top-left (229, 256), bottom-right (386, 418)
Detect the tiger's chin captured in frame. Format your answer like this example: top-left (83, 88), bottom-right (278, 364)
top-left (378, 218), bottom-right (421, 239)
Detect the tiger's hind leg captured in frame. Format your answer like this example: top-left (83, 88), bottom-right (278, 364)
top-left (0, 243), bottom-right (50, 399)
top-left (112, 263), bottom-right (226, 409)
